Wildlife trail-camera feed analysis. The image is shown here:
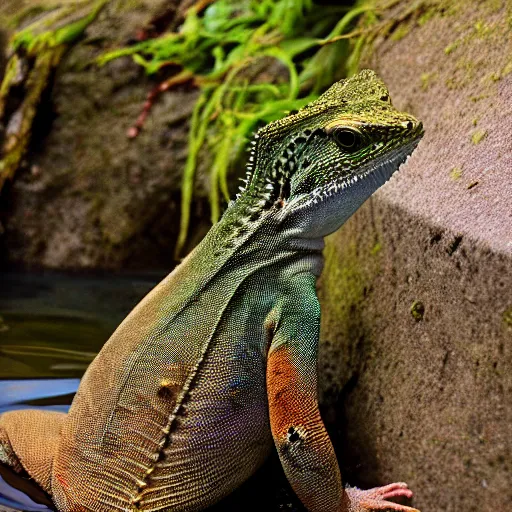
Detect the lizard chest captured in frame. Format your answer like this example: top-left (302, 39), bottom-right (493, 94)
top-left (112, 284), bottom-right (275, 510)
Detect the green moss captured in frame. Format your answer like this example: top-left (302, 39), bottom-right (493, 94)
top-left (484, 0), bottom-right (503, 13)
top-left (417, 9), bottom-right (437, 26)
top-left (469, 93), bottom-right (490, 102)
top-left (323, 241), bottom-right (364, 313)
top-left (501, 59), bottom-right (512, 76)
top-left (473, 19), bottom-right (492, 38)
top-left (471, 129), bottom-right (488, 144)
top-left (12, 1), bottom-right (108, 55)
top-left (450, 167), bottom-right (463, 180)
top-left (0, 0), bottom-right (108, 193)
top-left (345, 0), bottom-right (461, 76)
top-left (0, 54), bottom-right (21, 100)
top-left (445, 57), bottom-right (482, 90)
top-left (321, 233), bottom-right (382, 349)
top-left (1, 47), bottom-right (67, 190)
top-left (421, 71), bottom-right (437, 91)
top-left (371, 241), bottom-right (382, 255)
top-left (410, 300), bottom-right (425, 321)
top-left (503, 307), bottom-right (512, 327)
top-left (488, 60), bottom-right (512, 82)
top-left (441, 10), bottom-right (503, 64)
top-left (444, 40), bottom-right (460, 55)
top-left (390, 23), bottom-right (410, 41)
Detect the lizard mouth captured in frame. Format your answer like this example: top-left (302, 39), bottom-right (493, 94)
top-left (352, 137), bottom-right (422, 190)
top-left (294, 136), bottom-right (422, 209)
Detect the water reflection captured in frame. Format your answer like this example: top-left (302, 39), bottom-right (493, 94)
top-left (0, 271), bottom-right (161, 379)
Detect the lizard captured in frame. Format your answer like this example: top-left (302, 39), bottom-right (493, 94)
top-left (0, 69), bottom-right (423, 512)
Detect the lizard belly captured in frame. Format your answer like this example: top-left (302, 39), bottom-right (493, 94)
top-left (139, 339), bottom-right (272, 511)
top-left (53, 338), bottom-right (271, 512)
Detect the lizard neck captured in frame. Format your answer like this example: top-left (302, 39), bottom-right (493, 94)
top-left (194, 197), bottom-right (325, 279)
top-left (175, 199), bottom-right (324, 295)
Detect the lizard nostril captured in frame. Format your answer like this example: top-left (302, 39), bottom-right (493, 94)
top-left (406, 121), bottom-right (413, 130)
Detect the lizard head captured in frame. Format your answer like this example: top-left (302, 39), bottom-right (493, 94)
top-left (239, 69), bottom-right (423, 238)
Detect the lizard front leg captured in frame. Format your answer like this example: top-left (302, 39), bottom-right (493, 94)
top-left (265, 279), bottom-right (419, 512)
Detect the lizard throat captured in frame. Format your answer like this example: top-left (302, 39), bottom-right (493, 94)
top-left (291, 138), bottom-right (421, 210)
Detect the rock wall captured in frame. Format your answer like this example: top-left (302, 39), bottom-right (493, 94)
top-left (318, 2), bottom-right (512, 511)
top-left (0, 0), bottom-right (210, 270)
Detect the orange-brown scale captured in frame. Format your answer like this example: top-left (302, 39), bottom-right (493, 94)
top-left (266, 346), bottom-right (322, 440)
top-left (267, 345), bottom-right (342, 511)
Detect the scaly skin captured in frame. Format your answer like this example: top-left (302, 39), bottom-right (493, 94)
top-left (0, 70), bottom-right (423, 512)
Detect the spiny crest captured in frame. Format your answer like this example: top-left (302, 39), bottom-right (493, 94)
top-left (236, 128), bottom-right (312, 204)
top-left (235, 133), bottom-right (261, 201)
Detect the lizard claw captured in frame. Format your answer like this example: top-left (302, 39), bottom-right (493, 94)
top-left (344, 482), bottom-right (420, 512)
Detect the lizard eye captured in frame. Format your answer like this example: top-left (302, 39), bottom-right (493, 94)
top-left (332, 128), bottom-right (361, 151)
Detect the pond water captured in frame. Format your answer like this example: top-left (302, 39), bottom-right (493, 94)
top-left (0, 271), bottom-right (162, 380)
top-left (0, 270), bottom-right (161, 414)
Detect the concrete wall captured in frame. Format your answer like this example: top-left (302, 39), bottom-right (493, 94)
top-left (318, 2), bottom-right (511, 511)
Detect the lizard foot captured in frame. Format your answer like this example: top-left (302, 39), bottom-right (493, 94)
top-left (344, 482), bottom-right (420, 512)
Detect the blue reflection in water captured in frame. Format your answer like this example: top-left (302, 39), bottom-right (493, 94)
top-left (0, 379), bottom-right (79, 409)
top-left (0, 475), bottom-right (51, 511)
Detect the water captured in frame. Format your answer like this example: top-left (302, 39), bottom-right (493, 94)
top-left (0, 271), bottom-right (162, 380)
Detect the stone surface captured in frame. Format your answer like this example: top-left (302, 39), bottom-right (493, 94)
top-left (371, 0), bottom-right (512, 255)
top-left (318, 2), bottom-right (512, 511)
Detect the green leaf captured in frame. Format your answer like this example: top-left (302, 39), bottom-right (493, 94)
top-left (279, 37), bottom-right (320, 58)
